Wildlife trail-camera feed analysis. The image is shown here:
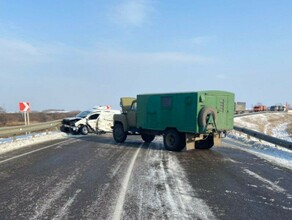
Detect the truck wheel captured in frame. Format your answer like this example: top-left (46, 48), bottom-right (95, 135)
top-left (80, 126), bottom-right (89, 135)
top-left (113, 123), bottom-right (127, 143)
top-left (163, 129), bottom-right (185, 152)
top-left (141, 134), bottom-right (155, 143)
top-left (198, 107), bottom-right (217, 128)
top-left (195, 135), bottom-right (214, 149)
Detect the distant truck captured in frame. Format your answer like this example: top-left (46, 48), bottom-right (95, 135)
top-left (112, 91), bottom-right (234, 151)
top-left (234, 102), bottom-right (246, 114)
top-left (60, 106), bottom-right (120, 135)
top-left (270, 105), bottom-right (285, 111)
top-left (253, 105), bottom-right (267, 112)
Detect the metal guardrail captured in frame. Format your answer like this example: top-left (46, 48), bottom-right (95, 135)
top-left (0, 120), bottom-right (62, 138)
top-left (234, 111), bottom-right (281, 118)
top-left (233, 125), bottom-right (292, 149)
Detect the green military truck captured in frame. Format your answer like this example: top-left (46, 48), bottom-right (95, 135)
top-left (113, 90), bottom-right (234, 151)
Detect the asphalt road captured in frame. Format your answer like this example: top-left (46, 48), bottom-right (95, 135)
top-left (0, 134), bottom-right (291, 220)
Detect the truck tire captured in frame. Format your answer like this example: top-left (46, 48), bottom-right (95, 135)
top-left (195, 135), bottom-right (214, 149)
top-left (141, 134), bottom-right (155, 143)
top-left (113, 123), bottom-right (127, 143)
top-left (163, 129), bottom-right (185, 152)
top-left (80, 125), bottom-right (89, 135)
top-left (198, 107), bottom-right (218, 128)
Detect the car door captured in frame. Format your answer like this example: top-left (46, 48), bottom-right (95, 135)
top-left (87, 113), bottom-right (100, 131)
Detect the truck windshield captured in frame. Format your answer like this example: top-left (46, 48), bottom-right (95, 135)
top-left (76, 111), bottom-right (93, 118)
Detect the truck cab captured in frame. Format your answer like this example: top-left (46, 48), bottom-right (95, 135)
top-left (113, 97), bottom-right (156, 143)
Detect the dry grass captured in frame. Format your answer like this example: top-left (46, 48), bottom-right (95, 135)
top-left (0, 112), bottom-right (79, 127)
top-left (235, 113), bottom-right (292, 135)
top-left (287, 123), bottom-right (292, 135)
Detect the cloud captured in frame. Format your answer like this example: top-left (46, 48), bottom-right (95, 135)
top-left (0, 39), bottom-right (40, 56)
top-left (189, 36), bottom-right (217, 45)
top-left (92, 50), bottom-right (210, 66)
top-left (109, 0), bottom-right (154, 27)
top-left (0, 39), bottom-right (46, 68)
top-left (216, 74), bottom-right (226, 79)
top-left (0, 38), bottom-right (211, 78)
top-left (0, 38), bottom-right (214, 111)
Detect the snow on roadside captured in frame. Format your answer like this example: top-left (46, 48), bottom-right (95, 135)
top-left (230, 113), bottom-right (292, 170)
top-left (0, 132), bottom-right (68, 155)
top-left (234, 113), bottom-right (291, 136)
top-left (272, 123), bottom-right (292, 142)
top-left (226, 135), bottom-right (292, 171)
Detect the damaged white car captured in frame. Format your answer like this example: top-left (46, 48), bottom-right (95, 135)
top-left (60, 106), bottom-right (120, 135)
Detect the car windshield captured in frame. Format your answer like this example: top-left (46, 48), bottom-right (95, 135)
top-left (76, 110), bottom-right (93, 118)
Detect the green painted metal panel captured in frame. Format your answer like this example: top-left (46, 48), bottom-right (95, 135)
top-left (137, 90), bottom-right (234, 134)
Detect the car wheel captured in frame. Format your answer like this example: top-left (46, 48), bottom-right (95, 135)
top-left (80, 126), bottom-right (89, 135)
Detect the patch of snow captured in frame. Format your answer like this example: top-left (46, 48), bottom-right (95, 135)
top-left (247, 184), bottom-right (258, 188)
top-left (243, 169), bottom-right (286, 193)
top-left (53, 189), bottom-right (82, 220)
top-left (0, 132), bottom-right (68, 155)
top-left (230, 113), bottom-right (292, 170)
top-left (30, 173), bottom-right (78, 220)
top-left (225, 136), bottom-right (292, 171)
top-left (272, 123), bottom-right (292, 142)
top-left (141, 148), bottom-right (216, 220)
top-left (234, 113), bottom-right (292, 141)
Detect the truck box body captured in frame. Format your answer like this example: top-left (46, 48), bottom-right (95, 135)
top-left (136, 91), bottom-right (234, 134)
top-left (253, 105), bottom-right (267, 112)
top-left (235, 102), bottom-right (246, 113)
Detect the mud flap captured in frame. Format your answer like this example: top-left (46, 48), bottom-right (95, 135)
top-left (185, 134), bottom-right (205, 150)
top-left (186, 134), bottom-right (195, 150)
top-left (213, 133), bottom-right (222, 147)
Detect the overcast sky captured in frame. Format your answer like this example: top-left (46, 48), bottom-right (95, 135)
top-left (0, 0), bottom-right (291, 112)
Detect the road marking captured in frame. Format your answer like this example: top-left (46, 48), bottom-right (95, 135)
top-left (0, 139), bottom-right (76, 165)
top-left (112, 145), bottom-right (141, 220)
top-left (244, 169), bottom-right (286, 193)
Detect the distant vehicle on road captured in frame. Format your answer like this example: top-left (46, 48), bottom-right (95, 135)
top-left (60, 106), bottom-right (120, 135)
top-left (235, 102), bottom-right (246, 114)
top-left (253, 105), bottom-right (267, 112)
top-left (270, 105), bottom-right (285, 111)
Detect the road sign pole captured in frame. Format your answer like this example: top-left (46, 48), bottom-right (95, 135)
top-left (27, 111), bottom-right (30, 125)
top-left (24, 112), bottom-right (27, 125)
